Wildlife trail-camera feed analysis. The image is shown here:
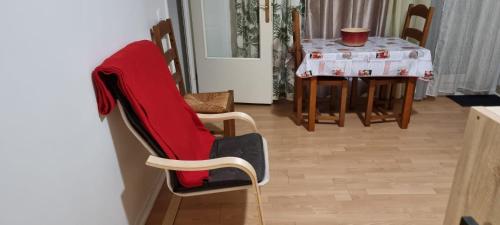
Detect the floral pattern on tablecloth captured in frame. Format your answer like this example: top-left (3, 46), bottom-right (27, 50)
top-left (296, 37), bottom-right (434, 80)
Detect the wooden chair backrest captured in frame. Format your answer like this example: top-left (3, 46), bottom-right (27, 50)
top-left (150, 19), bottom-right (187, 95)
top-left (292, 8), bottom-right (303, 70)
top-left (401, 4), bottom-right (434, 47)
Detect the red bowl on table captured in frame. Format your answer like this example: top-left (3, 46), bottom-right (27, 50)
top-left (341, 28), bottom-right (370, 47)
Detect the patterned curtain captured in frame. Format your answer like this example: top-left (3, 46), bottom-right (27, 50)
top-left (272, 0), bottom-right (301, 100)
top-left (234, 0), bottom-right (302, 100)
top-left (234, 0), bottom-right (260, 58)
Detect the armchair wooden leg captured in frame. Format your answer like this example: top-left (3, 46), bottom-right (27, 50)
top-left (364, 80), bottom-right (376, 127)
top-left (253, 185), bottom-right (265, 225)
top-left (162, 195), bottom-right (182, 225)
top-left (338, 80), bottom-right (348, 127)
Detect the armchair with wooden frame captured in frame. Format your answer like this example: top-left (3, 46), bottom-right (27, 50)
top-left (150, 19), bottom-right (236, 136)
top-left (108, 87), bottom-right (270, 225)
top-left (292, 8), bottom-right (348, 131)
top-left (354, 4), bottom-right (434, 127)
top-left (93, 39), bottom-right (270, 225)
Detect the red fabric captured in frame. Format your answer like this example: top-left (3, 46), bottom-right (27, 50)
top-left (92, 40), bottom-right (215, 188)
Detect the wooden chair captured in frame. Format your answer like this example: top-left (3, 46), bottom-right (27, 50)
top-left (117, 100), bottom-right (269, 225)
top-left (358, 4), bottom-right (434, 126)
top-left (291, 8), bottom-right (303, 72)
top-left (107, 87), bottom-right (269, 225)
top-left (402, 4), bottom-right (434, 47)
top-left (150, 19), bottom-right (236, 136)
top-left (292, 8), bottom-right (348, 131)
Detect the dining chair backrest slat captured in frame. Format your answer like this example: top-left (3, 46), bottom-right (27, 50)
top-left (401, 4), bottom-right (434, 47)
top-left (150, 19), bottom-right (187, 95)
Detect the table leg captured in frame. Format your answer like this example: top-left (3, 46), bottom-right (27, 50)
top-left (338, 79), bottom-right (348, 127)
top-left (307, 77), bottom-right (317, 131)
top-left (364, 79), bottom-right (376, 127)
top-left (400, 77), bottom-right (417, 129)
top-left (350, 77), bottom-right (358, 110)
top-left (224, 90), bottom-right (236, 136)
top-left (293, 76), bottom-right (298, 113)
top-left (295, 77), bottom-right (303, 125)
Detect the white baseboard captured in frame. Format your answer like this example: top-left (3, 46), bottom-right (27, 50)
top-left (135, 172), bottom-right (166, 225)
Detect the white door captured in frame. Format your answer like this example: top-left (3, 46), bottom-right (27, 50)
top-left (190, 0), bottom-right (273, 104)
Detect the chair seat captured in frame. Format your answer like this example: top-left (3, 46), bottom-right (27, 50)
top-left (184, 91), bottom-right (232, 114)
top-left (172, 133), bottom-right (266, 193)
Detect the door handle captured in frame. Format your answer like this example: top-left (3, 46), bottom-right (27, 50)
top-left (260, 0), bottom-right (269, 23)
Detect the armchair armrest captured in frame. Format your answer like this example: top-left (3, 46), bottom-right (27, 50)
top-left (146, 155), bottom-right (258, 182)
top-left (197, 112), bottom-right (258, 132)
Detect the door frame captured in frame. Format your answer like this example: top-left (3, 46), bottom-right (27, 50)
top-left (180, 0), bottom-right (199, 93)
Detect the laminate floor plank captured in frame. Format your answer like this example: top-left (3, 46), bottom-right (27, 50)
top-left (147, 97), bottom-right (468, 225)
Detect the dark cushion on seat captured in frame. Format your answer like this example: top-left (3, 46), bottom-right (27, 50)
top-left (173, 133), bottom-right (266, 193)
top-left (210, 133), bottom-right (265, 184)
top-left (101, 75), bottom-right (266, 193)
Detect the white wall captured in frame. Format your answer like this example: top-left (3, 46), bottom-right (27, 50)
top-left (0, 0), bottom-right (169, 224)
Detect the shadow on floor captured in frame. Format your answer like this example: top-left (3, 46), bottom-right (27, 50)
top-left (145, 182), bottom-right (250, 225)
top-left (176, 190), bottom-right (248, 225)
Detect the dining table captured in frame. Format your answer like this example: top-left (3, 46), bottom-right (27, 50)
top-left (295, 37), bottom-right (434, 130)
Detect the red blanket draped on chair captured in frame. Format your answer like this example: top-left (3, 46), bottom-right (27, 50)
top-left (92, 40), bottom-right (215, 188)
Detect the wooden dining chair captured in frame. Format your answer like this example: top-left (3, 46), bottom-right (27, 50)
top-left (358, 4), bottom-right (433, 126)
top-left (151, 19), bottom-right (236, 136)
top-left (292, 8), bottom-right (303, 114)
top-left (292, 8), bottom-right (348, 131)
top-left (402, 4), bottom-right (434, 47)
top-left (291, 8), bottom-right (303, 71)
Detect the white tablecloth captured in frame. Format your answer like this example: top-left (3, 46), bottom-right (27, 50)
top-left (296, 37), bottom-right (433, 80)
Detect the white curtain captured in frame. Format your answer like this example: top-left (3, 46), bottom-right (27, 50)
top-left (428, 0), bottom-right (500, 96)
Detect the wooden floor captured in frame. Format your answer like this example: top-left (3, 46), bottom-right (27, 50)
top-left (147, 97), bottom-right (469, 225)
